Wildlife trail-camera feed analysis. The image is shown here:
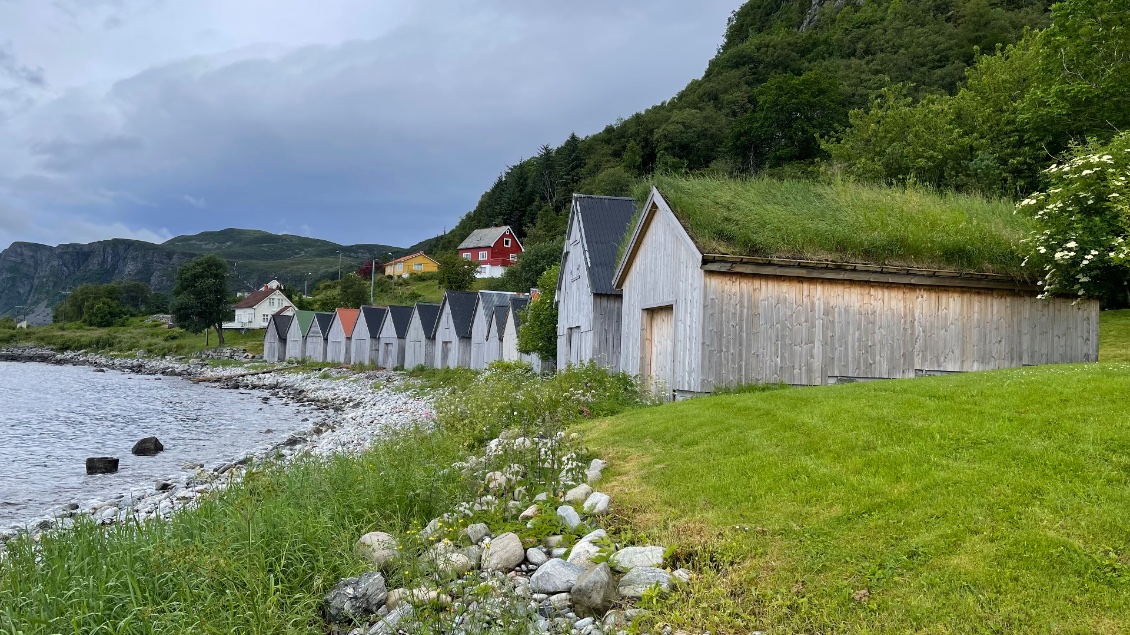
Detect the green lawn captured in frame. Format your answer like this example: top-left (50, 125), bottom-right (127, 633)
top-left (0, 318), bottom-right (266, 357)
top-left (1101, 309), bottom-right (1130, 361)
top-left (582, 363), bottom-right (1130, 632)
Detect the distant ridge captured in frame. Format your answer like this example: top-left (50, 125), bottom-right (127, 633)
top-left (0, 228), bottom-right (408, 324)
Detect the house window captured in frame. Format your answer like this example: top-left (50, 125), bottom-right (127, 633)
top-left (509, 254), bottom-right (517, 262)
top-left (262, 314), bottom-right (269, 324)
top-left (462, 253), bottom-right (471, 260)
top-left (396, 263), bottom-right (404, 272)
top-left (504, 238), bottom-right (511, 247)
top-left (479, 250), bottom-right (488, 260)
top-left (413, 263), bottom-right (423, 271)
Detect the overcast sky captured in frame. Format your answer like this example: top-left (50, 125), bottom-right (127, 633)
top-left (0, 0), bottom-right (738, 250)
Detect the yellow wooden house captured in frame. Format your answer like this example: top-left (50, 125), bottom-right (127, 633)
top-left (384, 252), bottom-right (439, 277)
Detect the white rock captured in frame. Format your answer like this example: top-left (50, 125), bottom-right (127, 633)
top-left (526, 547), bottom-right (549, 567)
top-left (609, 545), bottom-right (665, 572)
top-left (519, 504), bottom-right (540, 521)
top-left (617, 567), bottom-right (672, 599)
top-left (582, 492), bottom-right (610, 515)
top-left (530, 558), bottom-right (586, 594)
top-left (355, 532), bottom-right (400, 570)
top-left (566, 540), bottom-right (603, 569)
top-left (482, 532), bottom-right (525, 572)
top-left (563, 484), bottom-right (593, 505)
top-left (556, 505), bottom-right (582, 530)
top-left (462, 522), bottom-right (491, 544)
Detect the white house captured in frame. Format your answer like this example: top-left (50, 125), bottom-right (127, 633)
top-left (470, 291), bottom-right (519, 370)
top-left (405, 303), bottom-right (441, 369)
top-left (326, 308), bottom-right (360, 364)
top-left (434, 291), bottom-right (478, 369)
top-left (377, 305), bottom-right (413, 369)
top-left (285, 310), bottom-right (316, 361)
top-left (225, 281), bottom-right (295, 330)
top-left (306, 312), bottom-right (334, 363)
top-left (351, 306), bottom-right (388, 366)
top-left (556, 195), bottom-right (637, 371)
top-left (263, 313), bottom-right (293, 362)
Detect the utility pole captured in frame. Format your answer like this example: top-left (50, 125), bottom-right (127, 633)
top-left (370, 257), bottom-right (376, 305)
top-left (304, 272), bottom-right (312, 297)
top-left (337, 251), bottom-right (342, 280)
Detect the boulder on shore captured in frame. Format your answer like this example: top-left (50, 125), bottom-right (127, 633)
top-left (86, 457), bottom-right (119, 475)
top-left (131, 437), bottom-right (165, 456)
top-left (324, 571), bottom-right (387, 623)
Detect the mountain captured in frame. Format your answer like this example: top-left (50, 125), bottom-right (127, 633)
top-left (430, 0), bottom-right (1052, 254)
top-left (0, 229), bottom-right (406, 323)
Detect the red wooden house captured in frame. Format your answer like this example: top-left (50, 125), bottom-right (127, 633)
top-left (457, 226), bottom-right (524, 278)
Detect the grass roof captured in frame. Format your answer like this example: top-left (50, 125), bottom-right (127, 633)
top-left (643, 175), bottom-right (1032, 278)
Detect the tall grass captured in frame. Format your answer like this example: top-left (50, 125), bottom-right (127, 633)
top-left (3, 318), bottom-right (267, 357)
top-left (0, 427), bottom-right (469, 634)
top-left (650, 174), bottom-right (1031, 276)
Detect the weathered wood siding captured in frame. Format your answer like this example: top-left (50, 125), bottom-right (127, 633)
top-left (618, 197), bottom-right (706, 393)
top-left (699, 273), bottom-right (1100, 390)
top-left (470, 303), bottom-right (492, 370)
top-left (503, 312), bottom-right (546, 373)
top-left (263, 322), bottom-right (286, 362)
top-left (326, 319), bottom-right (352, 364)
top-left (285, 319), bottom-right (306, 361)
top-left (404, 311), bottom-right (435, 369)
top-left (484, 317), bottom-right (503, 366)
top-left (434, 307), bottom-right (471, 369)
top-left (350, 315), bottom-right (378, 366)
top-left (377, 317), bottom-right (406, 369)
top-left (556, 217), bottom-right (625, 371)
top-left (306, 321), bottom-right (327, 363)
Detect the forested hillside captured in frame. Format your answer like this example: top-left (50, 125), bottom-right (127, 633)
top-left (429, 0), bottom-right (1054, 258)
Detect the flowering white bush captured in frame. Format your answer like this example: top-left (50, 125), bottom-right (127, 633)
top-left (1019, 133), bottom-right (1130, 301)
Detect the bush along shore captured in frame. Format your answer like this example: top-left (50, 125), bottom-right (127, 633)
top-left (0, 354), bottom-right (687, 634)
top-left (0, 346), bottom-right (433, 543)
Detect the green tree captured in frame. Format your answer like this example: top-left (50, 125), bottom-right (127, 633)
top-left (517, 265), bottom-right (559, 361)
top-left (170, 254), bottom-right (232, 346)
top-left (437, 252), bottom-right (478, 291)
top-left (83, 298), bottom-right (127, 327)
top-left (1019, 133), bottom-right (1130, 307)
top-left (497, 240), bottom-right (563, 293)
top-left (337, 273), bottom-right (370, 308)
top-left (0, 316), bottom-right (16, 330)
top-left (730, 71), bottom-right (847, 171)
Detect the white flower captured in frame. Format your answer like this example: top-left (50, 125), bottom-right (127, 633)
top-left (1109, 193), bottom-right (1121, 198)
top-left (1065, 241), bottom-right (1078, 248)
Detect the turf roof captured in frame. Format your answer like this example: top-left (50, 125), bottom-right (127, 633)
top-left (641, 175), bottom-right (1032, 278)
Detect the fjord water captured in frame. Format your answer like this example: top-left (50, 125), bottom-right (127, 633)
top-left (0, 362), bottom-right (307, 528)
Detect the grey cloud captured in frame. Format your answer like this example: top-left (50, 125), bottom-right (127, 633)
top-left (1, 0), bottom-right (738, 246)
top-left (0, 42), bottom-right (46, 86)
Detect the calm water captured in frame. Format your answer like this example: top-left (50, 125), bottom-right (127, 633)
top-left (0, 362), bottom-right (309, 528)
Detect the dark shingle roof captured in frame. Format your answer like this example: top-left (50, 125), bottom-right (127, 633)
top-left (234, 287), bottom-right (276, 309)
top-left (359, 306), bottom-right (388, 337)
top-left (492, 305), bottom-right (508, 338)
top-left (458, 226), bottom-right (512, 249)
top-left (574, 195), bottom-right (637, 295)
top-left (313, 312), bottom-right (334, 338)
top-left (477, 291), bottom-right (517, 326)
top-left (385, 305), bottom-right (414, 338)
top-left (440, 291), bottom-right (479, 338)
top-left (413, 303), bottom-right (440, 339)
top-left (272, 314), bottom-right (292, 340)
top-left (509, 296), bottom-right (530, 329)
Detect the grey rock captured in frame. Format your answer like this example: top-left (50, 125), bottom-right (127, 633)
top-left (355, 532), bottom-right (400, 570)
top-left (551, 547), bottom-right (568, 558)
top-left (673, 568), bottom-right (693, 584)
top-left (548, 593), bottom-right (572, 610)
top-left (324, 572), bottom-right (387, 623)
top-left (609, 546), bottom-right (665, 572)
top-left (462, 522), bottom-right (491, 545)
top-left (574, 617), bottom-right (595, 629)
top-left (544, 535), bottom-right (564, 548)
top-left (366, 604), bottom-right (413, 635)
top-left (526, 546), bottom-right (549, 567)
top-left (617, 567), bottom-right (672, 599)
top-left (131, 436), bottom-right (164, 456)
top-left (482, 532), bottom-right (525, 572)
top-left (420, 517), bottom-right (442, 539)
top-left (566, 540), bottom-right (603, 569)
top-left (556, 505), bottom-right (582, 530)
top-left (428, 542), bottom-right (473, 577)
top-left (530, 558), bottom-right (586, 594)
top-left (85, 457), bottom-right (119, 475)
top-left (463, 545), bottom-right (483, 568)
top-left (563, 484), bottom-right (593, 505)
top-left (582, 491), bottom-right (611, 515)
top-left (519, 504), bottom-right (540, 521)
top-left (571, 563), bottom-right (618, 614)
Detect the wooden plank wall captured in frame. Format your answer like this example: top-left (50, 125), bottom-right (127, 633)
top-left (403, 312), bottom-right (434, 369)
top-left (433, 307), bottom-right (463, 369)
top-left (306, 322), bottom-right (327, 363)
top-left (557, 220), bottom-right (594, 368)
top-left (263, 325), bottom-right (283, 362)
top-left (285, 321), bottom-right (306, 361)
top-left (326, 321), bottom-right (351, 364)
top-left (377, 317), bottom-right (406, 369)
top-left (619, 200), bottom-right (706, 392)
top-left (700, 273), bottom-right (1100, 390)
top-left (592, 294), bottom-right (624, 371)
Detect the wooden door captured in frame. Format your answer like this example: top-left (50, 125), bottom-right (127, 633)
top-left (440, 341), bottom-right (451, 369)
top-left (643, 306), bottom-right (674, 396)
top-left (383, 343), bottom-right (393, 368)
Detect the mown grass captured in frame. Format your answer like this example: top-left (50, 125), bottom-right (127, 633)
top-left (579, 362), bottom-right (1130, 633)
top-left (0, 427), bottom-right (469, 634)
top-left (0, 318), bottom-right (266, 357)
top-left (645, 174), bottom-right (1031, 276)
top-left (1101, 309), bottom-right (1130, 362)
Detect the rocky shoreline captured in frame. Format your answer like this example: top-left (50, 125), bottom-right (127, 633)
top-left (0, 346), bottom-right (435, 542)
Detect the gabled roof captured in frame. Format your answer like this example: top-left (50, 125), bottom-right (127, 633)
top-left (233, 286), bottom-right (278, 309)
top-left (476, 291), bottom-right (517, 326)
top-left (271, 314), bottom-right (293, 340)
top-left (508, 296), bottom-right (530, 330)
top-left (359, 306), bottom-right (388, 338)
top-left (571, 194), bottom-right (638, 295)
top-left (413, 302), bottom-right (441, 338)
top-left (385, 251), bottom-right (438, 267)
top-left (313, 312), bottom-right (334, 337)
top-left (491, 305), bottom-right (508, 339)
top-left (458, 226), bottom-right (516, 250)
top-left (384, 305), bottom-right (414, 338)
top-left (293, 310), bottom-right (316, 335)
top-left (334, 308), bottom-right (360, 337)
top-left (438, 291), bottom-right (479, 338)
